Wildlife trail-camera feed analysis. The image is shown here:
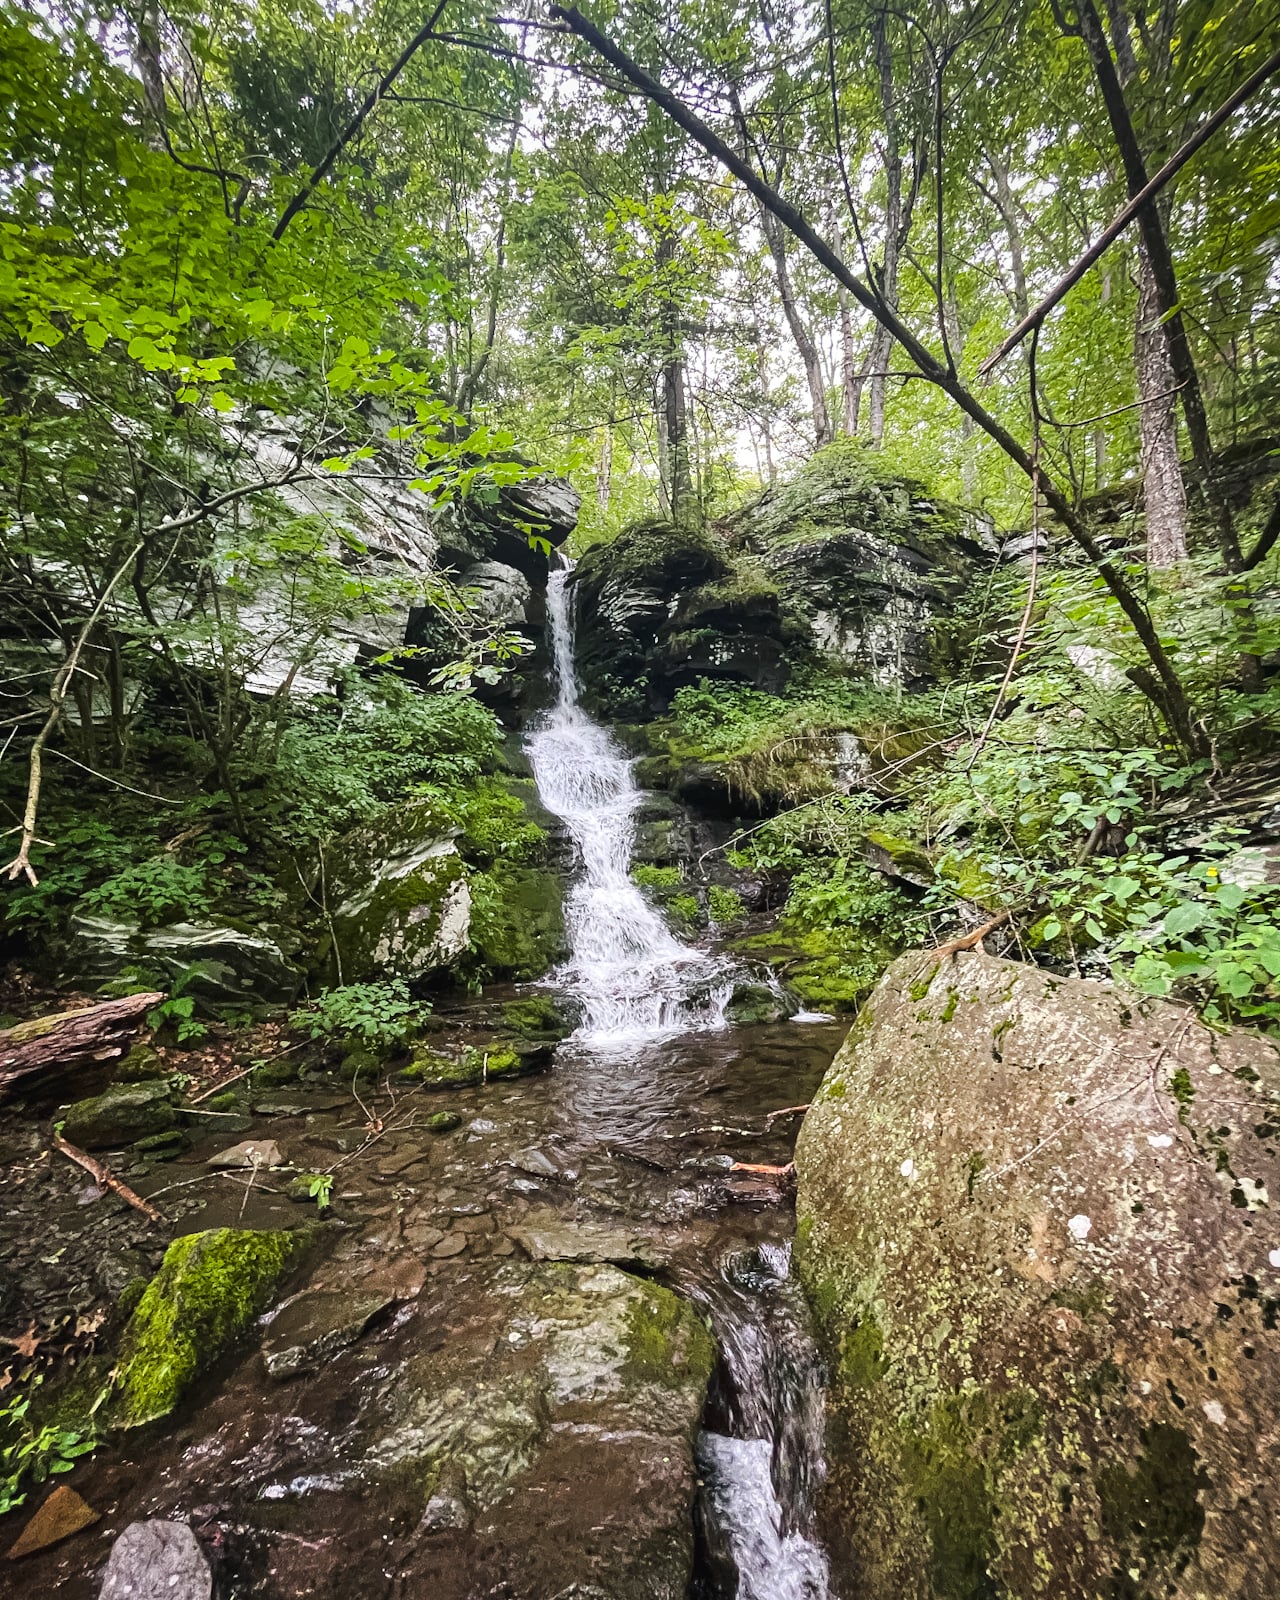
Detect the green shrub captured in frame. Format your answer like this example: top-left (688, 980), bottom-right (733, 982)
top-left (632, 864), bottom-right (683, 890)
top-left (0, 1379), bottom-right (96, 1515)
top-left (708, 885), bottom-right (746, 926)
top-left (291, 979), bottom-right (429, 1051)
top-left (667, 893), bottom-right (702, 926)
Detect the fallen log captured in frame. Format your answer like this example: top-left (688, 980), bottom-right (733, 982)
top-left (0, 992), bottom-right (164, 1096)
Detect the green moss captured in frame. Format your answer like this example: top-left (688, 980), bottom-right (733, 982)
top-left (453, 777), bottom-right (548, 866)
top-left (427, 1110), bottom-right (463, 1133)
top-left (483, 1047), bottom-right (523, 1079)
top-left (909, 964), bottom-right (940, 1003)
top-left (667, 893), bottom-right (702, 927)
top-left (105, 1228), bottom-right (306, 1428)
top-left (839, 1315), bottom-right (890, 1390)
top-left (1097, 1422), bottom-right (1208, 1573)
top-left (708, 885), bottom-right (747, 926)
top-left (622, 1282), bottom-right (716, 1385)
top-left (500, 996), bottom-right (573, 1039)
top-left (467, 861), bottom-right (567, 979)
top-left (900, 1388), bottom-right (1043, 1600)
top-left (940, 987), bottom-right (960, 1024)
top-left (631, 864), bottom-right (683, 891)
top-left (402, 1049), bottom-right (482, 1089)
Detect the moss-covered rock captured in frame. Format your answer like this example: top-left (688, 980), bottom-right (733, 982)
top-left (723, 980), bottom-right (795, 1026)
top-left (101, 1227), bottom-right (309, 1428)
top-left (795, 951), bottom-right (1280, 1599)
top-left (325, 796), bottom-right (472, 985)
top-left (467, 860), bottom-right (566, 980)
top-left (61, 1080), bottom-right (175, 1149)
top-left (500, 995), bottom-right (575, 1041)
top-left (362, 1260), bottom-right (715, 1598)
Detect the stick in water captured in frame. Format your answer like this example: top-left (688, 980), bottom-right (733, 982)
top-left (54, 1134), bottom-right (164, 1224)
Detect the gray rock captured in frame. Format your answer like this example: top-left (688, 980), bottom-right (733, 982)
top-left (325, 796), bottom-right (472, 983)
top-left (206, 1138), bottom-right (285, 1169)
top-left (69, 914), bottom-right (302, 1013)
top-left (795, 949), bottom-right (1280, 1600)
top-left (262, 1288), bottom-right (393, 1378)
top-left (723, 981), bottom-right (796, 1026)
top-left (364, 1260), bottom-right (715, 1599)
top-left (62, 1081), bottom-right (175, 1150)
top-left (460, 559), bottom-right (532, 625)
top-left (513, 1147), bottom-right (561, 1180)
top-left (97, 1519), bottom-right (212, 1600)
top-left (507, 1212), bottom-right (670, 1270)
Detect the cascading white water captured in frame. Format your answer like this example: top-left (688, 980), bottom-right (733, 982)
top-left (525, 563), bottom-right (733, 1047)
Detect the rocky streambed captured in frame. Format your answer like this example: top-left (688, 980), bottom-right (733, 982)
top-left (0, 1007), bottom-right (847, 1598)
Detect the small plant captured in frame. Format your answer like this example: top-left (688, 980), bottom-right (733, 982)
top-left (0, 1379), bottom-right (96, 1515)
top-left (632, 864), bottom-right (683, 891)
top-left (291, 979), bottom-right (430, 1052)
top-left (707, 885), bottom-right (747, 926)
top-left (667, 893), bottom-right (702, 926)
top-left (80, 855), bottom-right (217, 928)
top-left (307, 1173), bottom-right (334, 1210)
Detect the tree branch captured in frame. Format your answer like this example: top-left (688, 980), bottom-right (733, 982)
top-left (978, 41), bottom-right (1280, 377)
top-left (546, 3), bottom-right (1204, 754)
top-left (272, 0), bottom-right (453, 241)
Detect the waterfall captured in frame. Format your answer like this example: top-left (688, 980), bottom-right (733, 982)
top-left (525, 563), bottom-right (733, 1047)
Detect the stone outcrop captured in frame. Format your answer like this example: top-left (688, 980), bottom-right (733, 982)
top-left (794, 950), bottom-right (1280, 1600)
top-left (68, 915), bottom-right (303, 1013)
top-left (363, 1259), bottom-right (716, 1599)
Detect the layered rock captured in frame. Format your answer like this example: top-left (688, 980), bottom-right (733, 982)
top-left (69, 914), bottom-right (304, 1013)
top-left (795, 950), bottom-right (1280, 1600)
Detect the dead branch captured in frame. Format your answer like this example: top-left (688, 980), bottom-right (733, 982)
top-left (930, 910), bottom-right (1011, 958)
top-left (53, 1134), bottom-right (164, 1224)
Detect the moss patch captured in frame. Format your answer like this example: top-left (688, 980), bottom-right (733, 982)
top-left (622, 1281), bottom-right (716, 1386)
top-left (104, 1227), bottom-right (307, 1428)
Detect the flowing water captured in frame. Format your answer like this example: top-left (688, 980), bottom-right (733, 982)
top-left (526, 564), bottom-right (736, 1046)
top-left (526, 562), bottom-right (835, 1599)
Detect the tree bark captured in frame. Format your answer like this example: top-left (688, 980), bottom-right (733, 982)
top-left (1135, 243), bottom-right (1188, 565)
top-left (760, 211), bottom-right (833, 448)
top-left (867, 12), bottom-right (906, 446)
top-left (1, 994), bottom-right (164, 1096)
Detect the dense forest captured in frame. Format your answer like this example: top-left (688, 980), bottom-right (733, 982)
top-left (1, 0), bottom-right (1279, 1595)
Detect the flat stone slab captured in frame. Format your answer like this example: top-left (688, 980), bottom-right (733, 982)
top-left (507, 1211), bottom-right (672, 1270)
top-left (262, 1288), bottom-right (394, 1379)
top-left (5, 1485), bottom-right (98, 1559)
top-left (206, 1138), bottom-right (285, 1169)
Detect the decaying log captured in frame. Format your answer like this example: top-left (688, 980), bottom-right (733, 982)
top-left (0, 992), bottom-right (164, 1096)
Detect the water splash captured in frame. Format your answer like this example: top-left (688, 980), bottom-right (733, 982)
top-left (525, 563), bottom-right (733, 1047)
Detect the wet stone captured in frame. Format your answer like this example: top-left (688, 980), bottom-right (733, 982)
top-left (206, 1138), bottom-right (285, 1169)
top-left (402, 1222), bottom-right (446, 1252)
top-left (513, 1148), bottom-right (560, 1180)
top-left (97, 1519), bottom-right (212, 1600)
top-left (261, 1288), bottom-right (394, 1379)
top-left (430, 1232), bottom-right (469, 1258)
top-left (61, 1081), bottom-right (175, 1150)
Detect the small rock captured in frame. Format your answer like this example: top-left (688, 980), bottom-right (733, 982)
top-left (206, 1139), bottom-right (285, 1169)
top-left (97, 1520), bottom-right (212, 1600)
top-left (427, 1111), bottom-right (463, 1134)
top-left (5, 1484), bottom-right (98, 1559)
top-left (262, 1289), bottom-right (393, 1379)
top-left (132, 1128), bottom-right (190, 1159)
top-left (430, 1233), bottom-right (468, 1258)
top-left (402, 1222), bottom-right (446, 1251)
top-left (513, 1148), bottom-right (560, 1180)
top-left (377, 1147), bottom-right (431, 1177)
top-left (251, 1095), bottom-right (349, 1117)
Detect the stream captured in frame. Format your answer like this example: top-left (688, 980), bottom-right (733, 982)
top-left (11, 564), bottom-right (845, 1599)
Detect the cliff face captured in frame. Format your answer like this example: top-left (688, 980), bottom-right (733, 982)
top-left (572, 441), bottom-right (992, 722)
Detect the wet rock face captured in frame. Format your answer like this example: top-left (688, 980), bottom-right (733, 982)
top-left (364, 1259), bottom-right (716, 1599)
top-left (794, 950), bottom-right (1280, 1600)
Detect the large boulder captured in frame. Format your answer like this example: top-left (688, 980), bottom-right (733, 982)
top-left (794, 950), bottom-right (1280, 1600)
top-left (363, 1259), bottom-right (716, 1599)
top-left (732, 439), bottom-right (992, 687)
top-left (325, 797), bottom-right (472, 984)
top-left (68, 914), bottom-right (303, 1013)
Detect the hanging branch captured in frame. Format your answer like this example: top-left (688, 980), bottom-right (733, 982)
top-left (545, 4), bottom-right (1203, 755)
top-left (977, 42), bottom-right (1280, 378)
top-left (272, 0), bottom-right (453, 241)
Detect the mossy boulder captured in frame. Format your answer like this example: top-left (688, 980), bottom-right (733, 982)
top-left (362, 1260), bottom-right (715, 1598)
top-left (325, 797), bottom-right (472, 984)
top-left (467, 861), bottom-right (566, 980)
top-left (500, 995), bottom-right (575, 1041)
top-left (724, 981), bottom-right (795, 1026)
top-left (795, 951), bottom-right (1280, 1600)
top-left (101, 1227), bottom-right (310, 1428)
top-left (61, 1080), bottom-right (176, 1149)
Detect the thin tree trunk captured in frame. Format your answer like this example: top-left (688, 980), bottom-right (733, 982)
top-left (867, 12), bottom-right (904, 446)
top-left (760, 212), bottom-right (833, 448)
top-left (1135, 243), bottom-right (1188, 565)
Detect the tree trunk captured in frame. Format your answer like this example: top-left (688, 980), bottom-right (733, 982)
top-left (1135, 244), bottom-right (1188, 565)
top-left (867, 12), bottom-right (904, 446)
top-left (760, 211), bottom-right (833, 448)
top-left (596, 421), bottom-right (613, 517)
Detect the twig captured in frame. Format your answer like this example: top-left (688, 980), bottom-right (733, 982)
top-left (729, 1160), bottom-right (795, 1180)
top-left (764, 1104), bottom-right (810, 1128)
top-left (187, 1040), bottom-right (308, 1103)
top-left (53, 1134), bottom-right (164, 1224)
